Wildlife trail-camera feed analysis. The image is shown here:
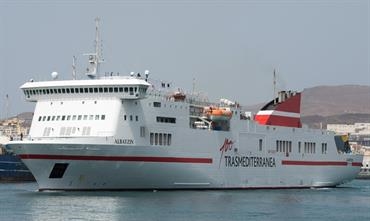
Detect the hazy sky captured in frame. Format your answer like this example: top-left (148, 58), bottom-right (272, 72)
top-left (0, 0), bottom-right (369, 119)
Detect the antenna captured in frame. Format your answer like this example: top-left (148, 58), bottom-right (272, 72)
top-left (273, 69), bottom-right (277, 104)
top-left (5, 94), bottom-right (9, 119)
top-left (95, 17), bottom-right (103, 65)
top-left (192, 77), bottom-right (196, 95)
top-left (72, 56), bottom-right (77, 80)
top-left (145, 70), bottom-right (150, 81)
top-left (85, 17), bottom-right (104, 79)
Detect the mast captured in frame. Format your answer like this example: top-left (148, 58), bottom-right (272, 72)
top-left (192, 77), bottom-right (196, 95)
top-left (273, 69), bottom-right (277, 104)
top-left (72, 56), bottom-right (77, 80)
top-left (5, 94), bottom-right (9, 119)
top-left (85, 17), bottom-right (104, 79)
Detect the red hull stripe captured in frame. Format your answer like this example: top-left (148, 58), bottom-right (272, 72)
top-left (352, 162), bottom-right (363, 167)
top-left (282, 160), bottom-right (349, 166)
top-left (19, 154), bottom-right (213, 164)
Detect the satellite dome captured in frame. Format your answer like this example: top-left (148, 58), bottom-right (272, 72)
top-left (51, 71), bottom-right (58, 80)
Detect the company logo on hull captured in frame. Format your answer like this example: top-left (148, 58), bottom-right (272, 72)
top-left (219, 138), bottom-right (234, 155)
top-left (219, 138), bottom-right (234, 168)
top-left (219, 138), bottom-right (276, 168)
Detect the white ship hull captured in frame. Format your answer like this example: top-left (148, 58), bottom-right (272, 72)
top-left (9, 128), bottom-right (362, 190)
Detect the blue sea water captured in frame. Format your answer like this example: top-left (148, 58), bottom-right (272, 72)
top-left (0, 180), bottom-right (369, 221)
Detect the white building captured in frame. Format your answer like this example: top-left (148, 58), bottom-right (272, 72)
top-left (327, 123), bottom-right (370, 135)
top-left (328, 123), bottom-right (370, 169)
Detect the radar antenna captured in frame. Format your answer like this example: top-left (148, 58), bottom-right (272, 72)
top-left (85, 17), bottom-right (104, 79)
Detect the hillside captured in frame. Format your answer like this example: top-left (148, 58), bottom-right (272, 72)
top-left (301, 85), bottom-right (370, 117)
top-left (300, 85), bottom-right (370, 128)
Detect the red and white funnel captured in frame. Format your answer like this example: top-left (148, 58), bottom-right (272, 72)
top-left (254, 91), bottom-right (302, 128)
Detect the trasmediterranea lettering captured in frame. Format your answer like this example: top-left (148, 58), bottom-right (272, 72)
top-left (224, 156), bottom-right (276, 168)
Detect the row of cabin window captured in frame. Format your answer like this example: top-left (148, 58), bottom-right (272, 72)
top-left (38, 114), bottom-right (106, 122)
top-left (274, 140), bottom-right (328, 154)
top-left (156, 116), bottom-right (176, 124)
top-left (276, 140), bottom-right (292, 153)
top-left (24, 86), bottom-right (146, 96)
top-left (150, 133), bottom-right (172, 146)
top-left (43, 126), bottom-right (91, 136)
top-left (150, 102), bottom-right (186, 110)
top-left (124, 115), bottom-right (139, 122)
top-left (302, 142), bottom-right (316, 154)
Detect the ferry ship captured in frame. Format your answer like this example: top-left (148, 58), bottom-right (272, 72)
top-left (1, 134), bottom-right (35, 182)
top-left (6, 19), bottom-right (363, 190)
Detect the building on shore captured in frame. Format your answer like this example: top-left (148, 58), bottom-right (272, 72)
top-left (0, 114), bottom-right (31, 140)
top-left (327, 123), bottom-right (370, 173)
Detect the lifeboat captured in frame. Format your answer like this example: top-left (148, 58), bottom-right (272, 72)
top-left (204, 107), bottom-right (232, 121)
top-left (171, 91), bottom-right (186, 102)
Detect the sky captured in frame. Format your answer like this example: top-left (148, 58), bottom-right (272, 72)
top-left (0, 0), bottom-right (369, 119)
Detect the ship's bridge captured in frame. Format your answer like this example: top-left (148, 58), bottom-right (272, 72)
top-left (21, 76), bottom-right (150, 101)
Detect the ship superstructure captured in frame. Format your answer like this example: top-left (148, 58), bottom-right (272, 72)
top-left (6, 19), bottom-right (362, 190)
